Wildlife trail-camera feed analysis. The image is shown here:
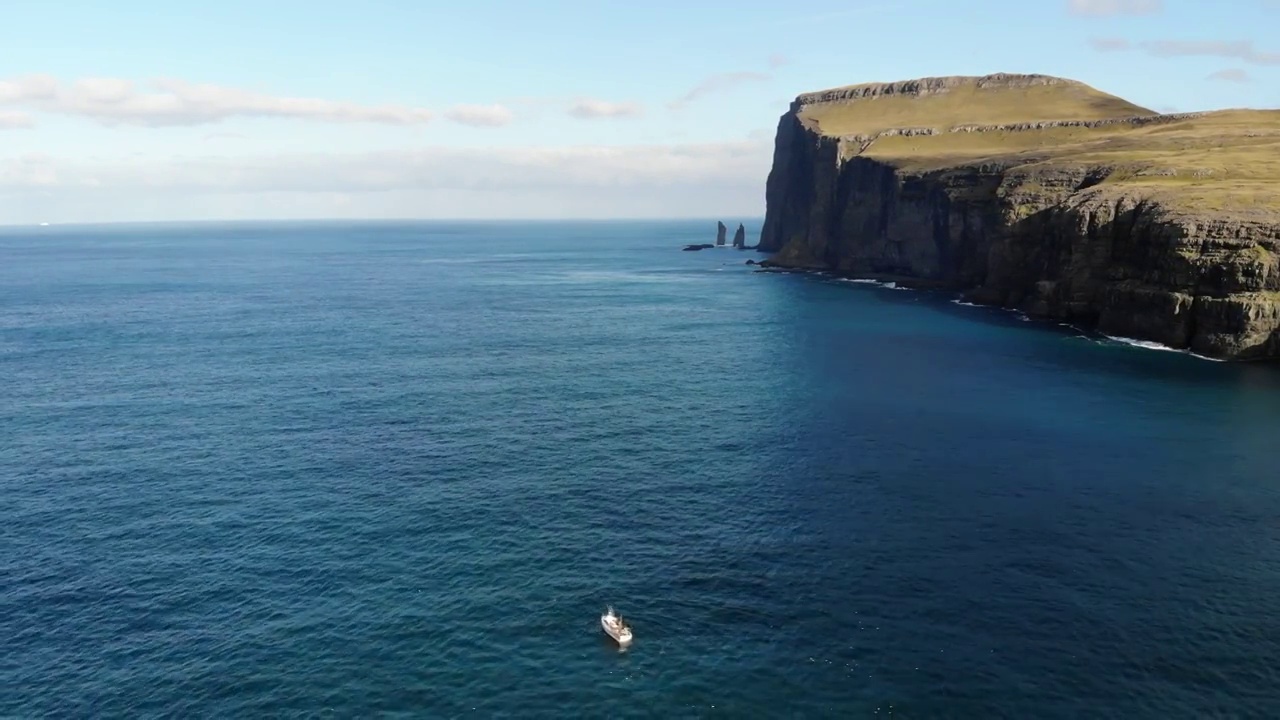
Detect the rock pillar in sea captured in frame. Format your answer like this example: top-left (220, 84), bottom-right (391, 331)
top-left (716, 221), bottom-right (727, 246)
top-left (732, 223), bottom-right (746, 249)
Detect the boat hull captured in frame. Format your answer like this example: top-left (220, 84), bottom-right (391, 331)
top-left (600, 615), bottom-right (632, 645)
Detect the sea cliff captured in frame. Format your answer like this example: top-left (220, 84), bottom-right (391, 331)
top-left (759, 73), bottom-right (1280, 360)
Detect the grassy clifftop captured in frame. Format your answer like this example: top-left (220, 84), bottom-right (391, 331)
top-left (795, 73), bottom-right (1280, 217)
top-left (797, 73), bottom-right (1153, 134)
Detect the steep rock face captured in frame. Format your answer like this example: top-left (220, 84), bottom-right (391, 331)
top-left (759, 81), bottom-right (1280, 360)
top-left (733, 223), bottom-right (746, 249)
top-left (716, 221), bottom-right (727, 246)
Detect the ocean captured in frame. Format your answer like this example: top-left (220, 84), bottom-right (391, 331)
top-left (3, 220), bottom-right (1279, 718)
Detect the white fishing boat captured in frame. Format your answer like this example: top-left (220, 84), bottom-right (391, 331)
top-left (600, 605), bottom-right (633, 645)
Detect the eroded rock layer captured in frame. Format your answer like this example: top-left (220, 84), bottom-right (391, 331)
top-left (760, 73), bottom-right (1280, 360)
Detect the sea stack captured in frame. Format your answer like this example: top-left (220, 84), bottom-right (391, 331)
top-left (759, 72), bottom-right (1280, 360)
top-left (732, 223), bottom-right (746, 249)
top-left (716, 221), bottom-right (727, 246)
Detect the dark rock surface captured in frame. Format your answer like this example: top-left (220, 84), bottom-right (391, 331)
top-left (759, 76), bottom-right (1280, 360)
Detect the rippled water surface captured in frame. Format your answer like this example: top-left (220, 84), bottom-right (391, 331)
top-left (4, 220), bottom-right (1280, 718)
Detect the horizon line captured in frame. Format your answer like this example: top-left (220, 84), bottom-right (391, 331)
top-left (0, 216), bottom-right (769, 230)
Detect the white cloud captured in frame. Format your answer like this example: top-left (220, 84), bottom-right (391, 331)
top-left (567, 99), bottom-right (644, 119)
top-left (668, 71), bottom-right (773, 110)
top-left (75, 77), bottom-right (134, 104)
top-left (0, 110), bottom-right (34, 128)
top-left (0, 75), bottom-right (58, 103)
top-left (0, 74), bottom-right (436, 126)
top-left (1067, 0), bottom-right (1161, 15)
top-left (0, 139), bottom-right (771, 222)
top-left (443, 103), bottom-right (514, 127)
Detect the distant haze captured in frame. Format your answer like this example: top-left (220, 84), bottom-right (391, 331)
top-left (1, 0), bottom-right (1277, 224)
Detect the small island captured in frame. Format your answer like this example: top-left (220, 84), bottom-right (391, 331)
top-left (758, 73), bottom-right (1280, 360)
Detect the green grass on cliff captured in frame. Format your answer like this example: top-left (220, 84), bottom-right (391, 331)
top-left (859, 109), bottom-right (1280, 214)
top-left (797, 76), bottom-right (1280, 216)
top-left (800, 80), bottom-right (1151, 137)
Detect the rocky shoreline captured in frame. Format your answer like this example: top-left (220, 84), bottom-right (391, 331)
top-left (748, 262), bottom-right (1251, 362)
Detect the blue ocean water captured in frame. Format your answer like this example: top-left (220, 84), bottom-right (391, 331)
top-left (3, 220), bottom-right (1279, 718)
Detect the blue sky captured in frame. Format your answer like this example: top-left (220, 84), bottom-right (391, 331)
top-left (1, 0), bottom-right (1277, 223)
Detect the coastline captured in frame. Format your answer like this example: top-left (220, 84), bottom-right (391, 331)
top-left (751, 261), bottom-right (1235, 363)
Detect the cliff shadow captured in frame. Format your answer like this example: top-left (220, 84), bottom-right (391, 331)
top-left (1241, 326), bottom-right (1280, 361)
top-left (979, 199), bottom-right (1147, 325)
top-left (806, 270), bottom-right (1268, 388)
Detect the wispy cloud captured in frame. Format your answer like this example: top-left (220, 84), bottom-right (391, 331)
top-left (203, 131), bottom-right (246, 142)
top-left (567, 99), bottom-right (644, 119)
top-left (0, 75), bottom-right (57, 103)
top-left (768, 54), bottom-right (789, 69)
top-left (1, 153), bottom-right (59, 186)
top-left (0, 138), bottom-right (774, 222)
top-left (1207, 68), bottom-right (1252, 82)
top-left (0, 140), bottom-right (773, 193)
top-left (1067, 0), bottom-right (1162, 16)
top-left (1088, 38), bottom-right (1280, 65)
top-left (500, 95), bottom-right (646, 121)
top-left (442, 104), bottom-right (514, 127)
top-left (0, 110), bottom-right (34, 129)
top-left (1144, 40), bottom-right (1280, 64)
top-left (668, 71), bottom-right (773, 110)
top-left (0, 74), bottom-right (437, 127)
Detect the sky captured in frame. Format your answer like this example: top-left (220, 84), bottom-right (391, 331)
top-left (1, 0), bottom-right (1278, 224)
